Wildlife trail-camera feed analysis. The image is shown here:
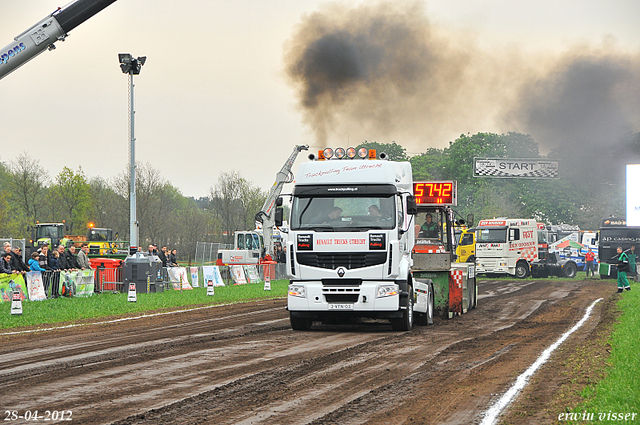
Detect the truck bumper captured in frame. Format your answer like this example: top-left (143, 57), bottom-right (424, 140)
top-left (287, 281), bottom-right (401, 318)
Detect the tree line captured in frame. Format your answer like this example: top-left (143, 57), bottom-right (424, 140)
top-left (0, 154), bottom-right (267, 262)
top-left (1, 131), bottom-right (638, 260)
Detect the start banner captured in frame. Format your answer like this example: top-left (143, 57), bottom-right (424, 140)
top-left (474, 158), bottom-right (559, 179)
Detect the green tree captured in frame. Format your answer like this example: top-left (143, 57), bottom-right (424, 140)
top-left (8, 152), bottom-right (49, 232)
top-left (409, 147), bottom-right (445, 180)
top-left (51, 166), bottom-right (91, 234)
top-left (357, 141), bottom-right (408, 161)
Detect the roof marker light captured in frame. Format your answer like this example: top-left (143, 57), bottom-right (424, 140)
top-left (335, 147), bottom-right (346, 159)
top-left (323, 148), bottom-right (334, 159)
top-left (346, 147), bottom-right (357, 158)
top-left (357, 147), bottom-right (368, 159)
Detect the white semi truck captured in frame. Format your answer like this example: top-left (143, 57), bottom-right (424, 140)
top-left (286, 147), bottom-right (475, 331)
top-left (475, 218), bottom-right (578, 279)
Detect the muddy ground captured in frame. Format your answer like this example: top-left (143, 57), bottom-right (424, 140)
top-left (0, 278), bottom-right (618, 424)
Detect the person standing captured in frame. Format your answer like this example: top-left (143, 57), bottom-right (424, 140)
top-left (158, 245), bottom-right (168, 268)
top-left (615, 246), bottom-right (631, 293)
top-left (77, 243), bottom-right (91, 269)
top-left (584, 248), bottom-right (596, 278)
top-left (65, 245), bottom-right (81, 270)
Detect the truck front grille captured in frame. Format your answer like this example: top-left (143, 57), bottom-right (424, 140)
top-left (296, 252), bottom-right (387, 270)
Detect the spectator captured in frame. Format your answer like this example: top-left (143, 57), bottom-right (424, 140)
top-left (56, 244), bottom-right (69, 270)
top-left (147, 244), bottom-right (156, 256)
top-left (584, 247), bottom-right (597, 278)
top-left (50, 250), bottom-right (61, 270)
top-left (168, 249), bottom-right (178, 267)
top-left (28, 252), bottom-right (45, 272)
top-left (77, 243), bottom-right (91, 269)
top-left (11, 246), bottom-right (30, 274)
top-left (276, 245), bottom-right (286, 263)
top-left (158, 245), bottom-right (168, 267)
top-left (1, 252), bottom-right (14, 274)
top-left (65, 245), bottom-right (81, 270)
top-left (38, 243), bottom-right (53, 271)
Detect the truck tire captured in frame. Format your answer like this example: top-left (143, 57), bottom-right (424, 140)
top-left (290, 313), bottom-right (311, 331)
top-left (391, 286), bottom-right (414, 331)
top-left (469, 279), bottom-right (477, 310)
top-left (415, 283), bottom-right (434, 326)
top-left (515, 261), bottom-right (530, 279)
top-left (563, 262), bottom-right (577, 278)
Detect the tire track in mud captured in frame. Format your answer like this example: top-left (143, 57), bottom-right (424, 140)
top-left (0, 280), bottom-right (614, 425)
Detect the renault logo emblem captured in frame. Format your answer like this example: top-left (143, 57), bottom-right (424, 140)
top-left (337, 267), bottom-right (346, 277)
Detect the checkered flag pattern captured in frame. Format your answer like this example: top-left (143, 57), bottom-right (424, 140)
top-left (450, 269), bottom-right (463, 289)
top-left (475, 167), bottom-right (558, 179)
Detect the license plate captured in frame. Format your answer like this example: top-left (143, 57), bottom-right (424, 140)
top-left (328, 303), bottom-right (354, 310)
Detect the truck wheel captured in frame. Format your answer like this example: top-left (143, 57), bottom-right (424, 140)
top-left (515, 261), bottom-right (530, 279)
top-left (415, 283), bottom-right (434, 326)
top-left (391, 286), bottom-right (414, 331)
top-left (563, 262), bottom-right (577, 278)
top-left (290, 313), bottom-right (311, 331)
top-left (469, 279), bottom-right (477, 310)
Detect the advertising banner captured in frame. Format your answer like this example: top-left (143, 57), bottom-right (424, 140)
top-left (167, 267), bottom-right (193, 290)
top-left (202, 266), bottom-right (225, 287)
top-left (243, 265), bottom-right (262, 283)
top-left (0, 273), bottom-right (27, 302)
top-left (474, 158), bottom-right (559, 179)
top-left (230, 265), bottom-right (247, 284)
top-left (26, 271), bottom-right (47, 301)
top-left (190, 267), bottom-right (199, 288)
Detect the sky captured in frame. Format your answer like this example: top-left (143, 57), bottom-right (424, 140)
top-left (2, 0), bottom-right (639, 198)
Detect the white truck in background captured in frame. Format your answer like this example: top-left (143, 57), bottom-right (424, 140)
top-left (475, 219), bottom-right (539, 278)
top-left (475, 218), bottom-right (579, 279)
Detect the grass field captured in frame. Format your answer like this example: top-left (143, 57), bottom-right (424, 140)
top-left (1, 280), bottom-right (288, 330)
top-left (564, 281), bottom-right (640, 422)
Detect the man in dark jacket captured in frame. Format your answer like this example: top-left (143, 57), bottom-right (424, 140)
top-left (56, 244), bottom-right (70, 270)
top-left (65, 245), bottom-right (81, 270)
top-left (10, 246), bottom-right (29, 274)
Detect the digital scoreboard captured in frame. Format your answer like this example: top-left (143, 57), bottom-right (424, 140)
top-left (413, 181), bottom-right (457, 206)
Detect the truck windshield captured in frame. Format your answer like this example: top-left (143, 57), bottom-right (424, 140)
top-left (476, 227), bottom-right (507, 243)
top-left (291, 196), bottom-right (396, 231)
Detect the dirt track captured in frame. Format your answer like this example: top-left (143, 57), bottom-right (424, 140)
top-left (0, 278), bottom-right (616, 424)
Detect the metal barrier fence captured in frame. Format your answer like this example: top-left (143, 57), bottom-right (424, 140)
top-left (32, 263), bottom-right (290, 298)
top-left (194, 242), bottom-right (232, 266)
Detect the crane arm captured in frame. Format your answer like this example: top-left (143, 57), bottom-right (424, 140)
top-left (256, 144), bottom-right (309, 259)
top-left (1, 0), bottom-right (117, 80)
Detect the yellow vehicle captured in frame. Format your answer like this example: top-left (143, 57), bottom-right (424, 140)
top-left (456, 227), bottom-right (476, 263)
top-left (86, 224), bottom-right (128, 258)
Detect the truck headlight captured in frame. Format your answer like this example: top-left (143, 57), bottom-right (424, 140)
top-left (376, 284), bottom-right (399, 298)
top-left (288, 284), bottom-right (306, 298)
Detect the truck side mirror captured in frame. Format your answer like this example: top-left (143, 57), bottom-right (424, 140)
top-left (466, 213), bottom-right (474, 227)
top-left (406, 196), bottom-right (417, 215)
top-left (276, 196), bottom-right (283, 207)
top-left (275, 207), bottom-right (283, 227)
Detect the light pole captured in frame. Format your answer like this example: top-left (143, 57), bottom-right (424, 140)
top-left (118, 53), bottom-right (146, 254)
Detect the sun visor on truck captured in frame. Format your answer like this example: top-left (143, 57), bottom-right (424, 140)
top-left (292, 184), bottom-right (398, 196)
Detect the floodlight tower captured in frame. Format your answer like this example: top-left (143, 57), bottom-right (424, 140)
top-left (118, 53), bottom-right (146, 253)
